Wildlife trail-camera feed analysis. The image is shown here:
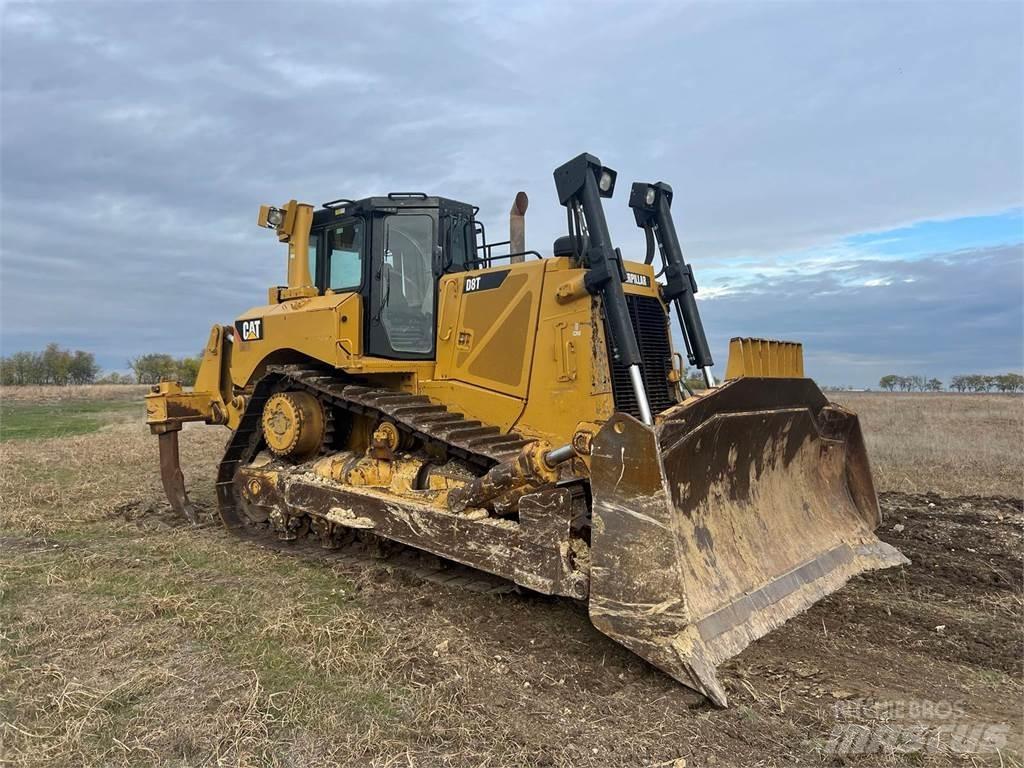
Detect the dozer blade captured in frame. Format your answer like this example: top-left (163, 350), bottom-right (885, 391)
top-left (587, 377), bottom-right (907, 707)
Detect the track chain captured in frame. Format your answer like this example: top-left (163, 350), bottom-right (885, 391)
top-left (277, 367), bottom-right (534, 467)
top-left (213, 366), bottom-right (538, 587)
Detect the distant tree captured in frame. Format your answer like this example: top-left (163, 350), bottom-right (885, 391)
top-left (40, 343), bottom-right (72, 385)
top-left (907, 374), bottom-right (927, 392)
top-left (176, 356), bottom-right (201, 387)
top-left (946, 373), bottom-right (1024, 393)
top-left (963, 374), bottom-right (987, 392)
top-left (0, 345), bottom-right (101, 386)
top-left (680, 366), bottom-right (707, 392)
top-left (129, 353), bottom-right (179, 384)
top-left (7, 351), bottom-right (44, 385)
top-left (879, 375), bottom-right (898, 392)
top-left (97, 371), bottom-right (133, 385)
top-left (68, 350), bottom-right (100, 385)
top-left (894, 376), bottom-right (912, 392)
top-left (993, 373), bottom-right (1024, 393)
top-left (925, 378), bottom-right (943, 392)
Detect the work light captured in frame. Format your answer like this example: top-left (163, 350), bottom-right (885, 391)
top-left (598, 167), bottom-right (616, 197)
top-left (266, 207), bottom-right (285, 228)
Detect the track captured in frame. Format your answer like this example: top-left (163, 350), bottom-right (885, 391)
top-left (212, 364), bottom-right (542, 572)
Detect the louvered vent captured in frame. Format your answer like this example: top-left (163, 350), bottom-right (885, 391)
top-left (605, 295), bottom-right (677, 419)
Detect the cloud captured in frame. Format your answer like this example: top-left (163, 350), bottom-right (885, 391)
top-left (1, 1), bottom-right (1021, 384)
top-left (692, 244), bottom-right (1024, 386)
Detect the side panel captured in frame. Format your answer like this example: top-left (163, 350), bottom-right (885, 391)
top-left (513, 261), bottom-right (612, 442)
top-left (230, 292), bottom-right (363, 387)
top-left (513, 260), bottom-right (666, 444)
top-left (434, 260), bottom-right (545, 399)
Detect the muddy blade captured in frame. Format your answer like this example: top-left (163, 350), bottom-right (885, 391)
top-left (587, 378), bottom-right (907, 706)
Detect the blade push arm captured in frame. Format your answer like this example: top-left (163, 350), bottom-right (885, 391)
top-left (629, 182), bottom-right (716, 388)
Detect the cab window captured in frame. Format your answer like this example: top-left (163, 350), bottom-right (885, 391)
top-left (307, 235), bottom-right (318, 288)
top-left (326, 219), bottom-right (364, 290)
top-left (445, 212), bottom-right (473, 273)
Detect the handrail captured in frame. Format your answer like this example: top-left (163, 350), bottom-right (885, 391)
top-left (464, 218), bottom-right (543, 269)
top-left (466, 250), bottom-right (543, 268)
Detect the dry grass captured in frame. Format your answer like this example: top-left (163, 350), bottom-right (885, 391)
top-left (0, 390), bottom-right (1021, 767)
top-left (0, 384), bottom-right (149, 404)
top-left (833, 392), bottom-right (1024, 497)
top-left (0, 424), bottom-right (523, 766)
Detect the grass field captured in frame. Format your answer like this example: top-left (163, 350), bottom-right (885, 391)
top-left (0, 385), bottom-right (1021, 767)
top-left (833, 392), bottom-right (1023, 497)
top-left (0, 399), bottom-right (141, 442)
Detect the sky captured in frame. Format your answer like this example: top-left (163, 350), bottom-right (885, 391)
top-left (1, 1), bottom-right (1022, 387)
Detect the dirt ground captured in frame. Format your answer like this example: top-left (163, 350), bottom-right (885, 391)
top-left (1, 394), bottom-right (1022, 767)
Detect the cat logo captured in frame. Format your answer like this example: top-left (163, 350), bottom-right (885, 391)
top-left (624, 271), bottom-right (650, 287)
top-left (235, 318), bottom-right (264, 342)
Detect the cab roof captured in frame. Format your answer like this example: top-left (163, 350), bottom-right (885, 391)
top-left (311, 194), bottom-right (475, 228)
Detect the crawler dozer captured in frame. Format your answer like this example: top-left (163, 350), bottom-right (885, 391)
top-left (146, 152), bottom-right (906, 706)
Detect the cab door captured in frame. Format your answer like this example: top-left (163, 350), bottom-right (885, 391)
top-left (367, 211), bottom-right (438, 359)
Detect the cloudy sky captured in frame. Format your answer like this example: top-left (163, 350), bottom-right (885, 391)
top-left (1, 1), bottom-right (1021, 387)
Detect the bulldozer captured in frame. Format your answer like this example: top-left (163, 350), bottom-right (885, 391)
top-left (146, 152), bottom-right (906, 706)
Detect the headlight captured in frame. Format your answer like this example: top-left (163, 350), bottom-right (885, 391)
top-left (266, 207), bottom-right (285, 227)
top-left (596, 166), bottom-right (617, 197)
top-left (644, 186), bottom-right (656, 206)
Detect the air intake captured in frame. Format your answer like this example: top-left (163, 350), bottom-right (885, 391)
top-left (606, 295), bottom-right (676, 419)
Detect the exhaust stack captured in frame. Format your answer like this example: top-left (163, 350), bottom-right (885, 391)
top-left (509, 191), bottom-right (529, 263)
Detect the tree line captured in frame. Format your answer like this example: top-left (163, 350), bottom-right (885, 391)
top-left (0, 343), bottom-right (101, 385)
top-left (0, 345), bottom-right (201, 387)
top-left (5, 345), bottom-right (1022, 394)
top-left (879, 373), bottom-right (1024, 392)
top-left (127, 353), bottom-right (201, 386)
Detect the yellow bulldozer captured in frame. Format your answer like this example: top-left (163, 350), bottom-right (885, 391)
top-left (146, 152), bottom-right (906, 706)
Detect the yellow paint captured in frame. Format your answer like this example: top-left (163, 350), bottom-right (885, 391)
top-left (258, 199), bottom-right (316, 298)
top-left (434, 259), bottom-right (545, 398)
top-left (724, 337), bottom-right (805, 379)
